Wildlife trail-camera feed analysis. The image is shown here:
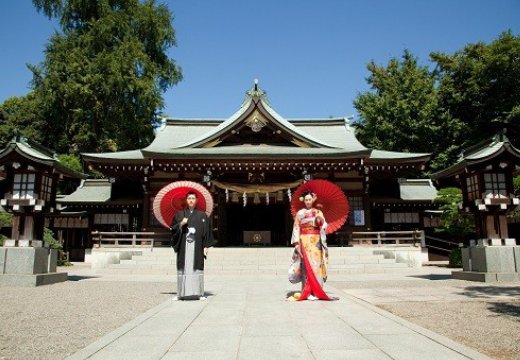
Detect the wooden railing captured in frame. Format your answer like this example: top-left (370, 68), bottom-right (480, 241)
top-left (91, 231), bottom-right (171, 248)
top-left (350, 230), bottom-right (425, 247)
top-left (424, 235), bottom-right (460, 253)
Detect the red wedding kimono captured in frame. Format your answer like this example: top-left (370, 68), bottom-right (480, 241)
top-left (290, 208), bottom-right (330, 300)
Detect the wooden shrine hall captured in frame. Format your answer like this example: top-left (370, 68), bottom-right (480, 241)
top-left (50, 81), bottom-right (439, 256)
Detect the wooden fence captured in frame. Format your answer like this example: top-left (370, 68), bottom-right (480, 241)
top-left (91, 231), bottom-right (171, 248)
top-left (350, 230), bottom-right (425, 247)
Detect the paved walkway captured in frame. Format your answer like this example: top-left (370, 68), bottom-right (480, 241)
top-left (66, 275), bottom-right (491, 360)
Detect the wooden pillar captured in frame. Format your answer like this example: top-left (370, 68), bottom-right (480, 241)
top-left (216, 191), bottom-right (226, 246)
top-left (141, 174), bottom-right (150, 231)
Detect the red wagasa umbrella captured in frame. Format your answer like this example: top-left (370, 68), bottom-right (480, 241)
top-left (291, 179), bottom-right (349, 234)
top-left (153, 180), bottom-right (214, 229)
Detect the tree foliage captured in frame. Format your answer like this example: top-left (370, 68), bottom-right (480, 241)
top-left (0, 94), bottom-right (45, 148)
top-left (57, 154), bottom-right (83, 174)
top-left (353, 50), bottom-right (463, 171)
top-left (431, 30), bottom-right (520, 149)
top-left (354, 31), bottom-right (520, 172)
top-left (0, 213), bottom-right (13, 228)
top-left (433, 187), bottom-right (475, 242)
top-left (6, 0), bottom-right (182, 154)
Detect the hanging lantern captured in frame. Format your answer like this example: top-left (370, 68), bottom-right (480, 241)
top-left (231, 192), bottom-right (239, 203)
top-left (287, 188), bottom-right (292, 202)
top-left (243, 192), bottom-right (247, 207)
top-left (253, 192), bottom-right (260, 205)
top-left (225, 189), bottom-right (229, 202)
top-left (266, 192), bottom-right (269, 205)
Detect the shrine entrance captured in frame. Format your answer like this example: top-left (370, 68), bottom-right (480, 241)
top-left (223, 202), bottom-right (293, 246)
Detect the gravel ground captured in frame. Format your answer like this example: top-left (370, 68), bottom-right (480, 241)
top-left (330, 276), bottom-right (520, 360)
top-left (379, 300), bottom-right (520, 360)
top-left (0, 280), bottom-right (173, 360)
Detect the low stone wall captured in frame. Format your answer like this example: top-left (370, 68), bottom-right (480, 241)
top-left (373, 247), bottom-right (429, 268)
top-left (453, 245), bottom-right (520, 282)
top-left (0, 247), bottom-right (57, 274)
top-left (0, 246), bottom-right (67, 286)
top-left (89, 248), bottom-right (148, 268)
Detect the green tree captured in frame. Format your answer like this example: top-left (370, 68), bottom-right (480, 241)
top-left (431, 30), bottom-right (520, 150)
top-left (0, 213), bottom-right (13, 228)
top-left (434, 187), bottom-right (475, 242)
top-left (353, 50), bottom-right (464, 171)
top-left (25, 0), bottom-right (182, 154)
top-left (0, 212), bottom-right (13, 246)
top-left (511, 175), bottom-right (520, 221)
top-left (0, 94), bottom-right (45, 148)
top-left (57, 154), bottom-right (83, 174)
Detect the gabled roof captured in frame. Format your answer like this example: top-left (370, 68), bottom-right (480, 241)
top-left (432, 132), bottom-right (520, 180)
top-left (143, 82), bottom-right (345, 153)
top-left (81, 81), bottom-right (431, 164)
top-left (0, 136), bottom-right (86, 178)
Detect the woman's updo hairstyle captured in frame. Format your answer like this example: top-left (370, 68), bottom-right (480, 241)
top-left (299, 190), bottom-right (317, 202)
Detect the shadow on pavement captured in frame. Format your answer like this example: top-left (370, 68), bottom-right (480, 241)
top-left (407, 274), bottom-right (453, 280)
top-left (460, 286), bottom-right (520, 299)
top-left (67, 275), bottom-right (100, 281)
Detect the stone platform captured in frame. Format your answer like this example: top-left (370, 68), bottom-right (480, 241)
top-left (0, 246), bottom-right (67, 286)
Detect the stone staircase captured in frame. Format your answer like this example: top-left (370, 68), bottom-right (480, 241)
top-left (94, 247), bottom-right (411, 275)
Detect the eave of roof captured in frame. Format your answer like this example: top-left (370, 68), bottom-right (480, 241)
top-left (81, 150), bottom-right (147, 164)
top-left (367, 149), bottom-right (431, 163)
top-left (142, 145), bottom-right (371, 159)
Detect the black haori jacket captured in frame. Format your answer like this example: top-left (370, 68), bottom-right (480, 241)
top-left (170, 208), bottom-right (215, 271)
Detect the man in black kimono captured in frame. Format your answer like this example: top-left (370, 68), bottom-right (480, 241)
top-left (170, 191), bottom-right (215, 301)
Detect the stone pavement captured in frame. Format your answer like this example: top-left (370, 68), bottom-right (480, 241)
top-left (66, 273), bottom-right (491, 360)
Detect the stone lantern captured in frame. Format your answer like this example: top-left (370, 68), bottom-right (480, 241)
top-left (433, 132), bottom-right (520, 282)
top-left (0, 136), bottom-right (85, 286)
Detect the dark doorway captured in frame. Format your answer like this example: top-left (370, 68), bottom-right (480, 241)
top-left (225, 203), bottom-right (291, 246)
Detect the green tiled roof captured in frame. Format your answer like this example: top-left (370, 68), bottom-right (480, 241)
top-left (432, 132), bottom-right (520, 179)
top-left (0, 136), bottom-right (86, 178)
top-left (398, 178), bottom-right (438, 201)
top-left (368, 149), bottom-right (431, 162)
top-left (82, 149), bottom-right (146, 162)
top-left (143, 144), bottom-right (370, 159)
top-left (58, 179), bottom-right (111, 203)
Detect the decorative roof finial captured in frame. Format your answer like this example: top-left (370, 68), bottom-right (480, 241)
top-left (245, 78), bottom-right (267, 102)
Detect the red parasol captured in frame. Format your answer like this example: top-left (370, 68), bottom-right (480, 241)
top-left (291, 179), bottom-right (349, 234)
top-left (153, 181), bottom-right (214, 229)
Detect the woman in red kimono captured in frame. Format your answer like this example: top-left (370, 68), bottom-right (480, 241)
top-left (290, 191), bottom-right (330, 301)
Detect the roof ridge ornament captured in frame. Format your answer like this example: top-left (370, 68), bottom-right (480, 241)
top-left (245, 79), bottom-right (270, 106)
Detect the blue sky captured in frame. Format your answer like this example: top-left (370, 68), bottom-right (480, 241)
top-left (0, 0), bottom-right (518, 119)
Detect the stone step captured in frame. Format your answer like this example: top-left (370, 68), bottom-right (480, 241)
top-left (127, 259), bottom-right (395, 267)
top-left (106, 261), bottom-right (405, 272)
top-left (128, 247), bottom-right (383, 255)
top-left (95, 267), bottom-right (409, 276)
top-left (132, 253), bottom-right (386, 259)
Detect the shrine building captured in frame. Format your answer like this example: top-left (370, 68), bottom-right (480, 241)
top-left (46, 82), bottom-right (439, 259)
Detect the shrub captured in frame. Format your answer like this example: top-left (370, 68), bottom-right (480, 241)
top-left (449, 247), bottom-right (462, 268)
